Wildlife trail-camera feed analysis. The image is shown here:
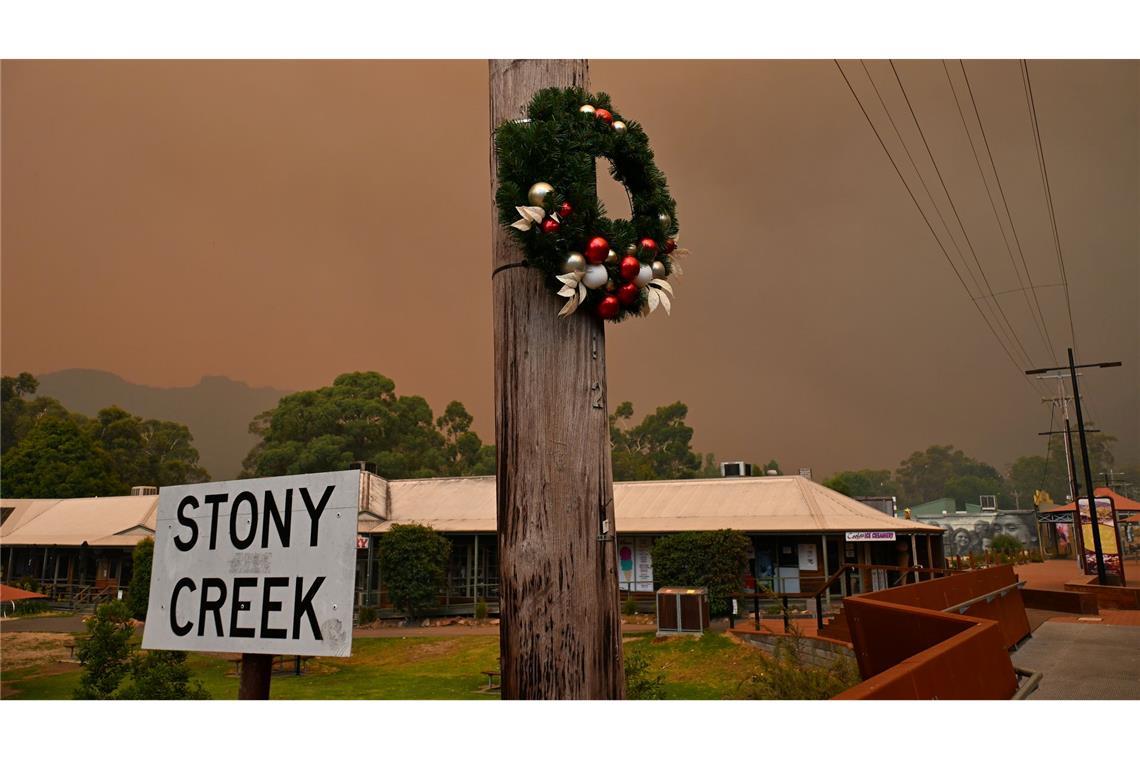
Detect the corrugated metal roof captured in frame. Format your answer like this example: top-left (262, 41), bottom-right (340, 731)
top-left (2, 474), bottom-right (938, 547)
top-left (369, 474), bottom-right (939, 534)
top-left (0, 495), bottom-right (157, 547)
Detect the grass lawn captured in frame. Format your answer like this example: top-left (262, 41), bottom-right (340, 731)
top-left (2, 631), bottom-right (780, 700)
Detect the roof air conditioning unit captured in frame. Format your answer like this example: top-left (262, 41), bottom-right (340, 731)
top-left (719, 462), bottom-right (752, 478)
top-left (131, 486), bottom-right (159, 496)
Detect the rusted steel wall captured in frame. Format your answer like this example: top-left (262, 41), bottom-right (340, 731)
top-left (1021, 587), bottom-right (1099, 614)
top-left (855, 565), bottom-right (1030, 648)
top-left (837, 598), bottom-right (1018, 699)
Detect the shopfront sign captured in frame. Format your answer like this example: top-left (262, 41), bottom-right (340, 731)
top-left (845, 531), bottom-right (896, 542)
top-left (143, 470), bottom-right (359, 658)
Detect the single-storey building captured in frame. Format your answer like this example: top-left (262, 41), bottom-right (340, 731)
top-left (2, 471), bottom-right (941, 614)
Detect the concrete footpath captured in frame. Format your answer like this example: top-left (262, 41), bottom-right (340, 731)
top-left (1013, 620), bottom-right (1140, 700)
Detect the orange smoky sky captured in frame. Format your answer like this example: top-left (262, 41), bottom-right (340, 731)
top-left (1, 59), bottom-right (1136, 475)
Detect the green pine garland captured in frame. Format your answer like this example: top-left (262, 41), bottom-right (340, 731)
top-left (495, 87), bottom-right (682, 322)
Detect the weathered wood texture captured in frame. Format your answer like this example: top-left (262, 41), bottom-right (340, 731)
top-left (489, 59), bottom-right (625, 699)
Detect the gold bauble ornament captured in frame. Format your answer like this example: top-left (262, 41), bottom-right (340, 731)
top-left (528, 182), bottom-right (555, 208)
top-left (625, 243), bottom-right (638, 256)
top-left (658, 212), bottom-right (672, 229)
top-left (562, 252), bottom-right (587, 275)
top-left (651, 261), bottom-right (667, 279)
top-left (605, 249), bottom-right (619, 265)
top-left (579, 104), bottom-right (596, 115)
top-left (612, 121), bottom-right (628, 135)
top-left (606, 281), bottom-right (617, 293)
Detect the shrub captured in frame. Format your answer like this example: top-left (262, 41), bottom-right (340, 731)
top-left (650, 530), bottom-right (751, 616)
top-left (118, 650), bottom-right (210, 700)
top-left (621, 596), bottom-right (638, 616)
top-left (357, 606), bottom-right (378, 625)
top-left (378, 523), bottom-right (451, 619)
top-left (990, 533), bottom-right (1022, 554)
top-left (126, 537), bottom-right (154, 620)
top-left (474, 598), bottom-right (488, 621)
top-left (738, 629), bottom-right (860, 700)
top-left (624, 650), bottom-right (665, 699)
top-left (74, 600), bottom-right (134, 699)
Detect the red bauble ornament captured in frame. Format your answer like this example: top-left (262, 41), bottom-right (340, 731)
top-left (597, 295), bottom-right (620, 319)
top-left (585, 236), bottom-right (609, 264)
top-left (664, 238), bottom-right (677, 253)
top-left (617, 282), bottom-right (640, 306)
top-left (619, 255), bottom-right (641, 281)
top-left (640, 238), bottom-right (659, 256)
top-left (558, 201), bottom-right (573, 218)
top-left (594, 108), bottom-right (614, 124)
top-left (541, 218), bottom-right (560, 234)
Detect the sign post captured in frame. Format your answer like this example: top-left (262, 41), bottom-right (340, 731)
top-left (143, 470), bottom-right (360, 699)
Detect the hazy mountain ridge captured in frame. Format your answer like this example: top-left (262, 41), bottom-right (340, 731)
top-left (34, 369), bottom-right (290, 481)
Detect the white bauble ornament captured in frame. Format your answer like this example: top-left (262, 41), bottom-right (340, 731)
top-left (634, 264), bottom-right (653, 287)
top-left (582, 265), bottom-right (609, 290)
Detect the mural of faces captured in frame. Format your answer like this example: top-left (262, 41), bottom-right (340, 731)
top-left (925, 512), bottom-right (1038, 556)
top-left (992, 514), bottom-right (1034, 546)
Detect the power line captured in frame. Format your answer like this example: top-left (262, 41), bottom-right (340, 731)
top-left (949, 60), bottom-right (1057, 364)
top-left (887, 60), bottom-right (1037, 368)
top-left (856, 61), bottom-right (1022, 362)
top-left (1020, 61), bottom-right (1107, 431)
top-left (834, 60), bottom-right (1038, 393)
top-left (1021, 60), bottom-right (1078, 352)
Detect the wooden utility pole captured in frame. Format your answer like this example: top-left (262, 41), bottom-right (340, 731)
top-left (489, 59), bottom-right (625, 699)
top-left (238, 653), bottom-right (273, 699)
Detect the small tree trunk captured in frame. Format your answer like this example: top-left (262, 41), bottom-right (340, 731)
top-left (489, 59), bottom-right (625, 699)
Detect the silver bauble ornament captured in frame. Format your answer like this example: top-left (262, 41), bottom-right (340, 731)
top-left (579, 104), bottom-right (596, 115)
top-left (634, 264), bottom-right (653, 287)
top-left (658, 212), bottom-right (672, 229)
top-left (651, 261), bottom-right (667, 279)
top-left (612, 120), bottom-right (628, 135)
top-left (605, 249), bottom-right (619, 265)
top-left (527, 182), bottom-right (555, 208)
top-left (562, 252), bottom-right (587, 276)
top-left (582, 265), bottom-right (609, 290)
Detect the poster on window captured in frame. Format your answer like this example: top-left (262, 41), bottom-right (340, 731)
top-left (1078, 496), bottom-right (1125, 582)
top-left (634, 537), bottom-right (654, 591)
top-left (797, 542), bottom-right (818, 571)
top-left (618, 540), bottom-right (635, 591)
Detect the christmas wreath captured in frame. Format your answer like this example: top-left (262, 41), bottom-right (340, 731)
top-left (495, 87), bottom-right (688, 321)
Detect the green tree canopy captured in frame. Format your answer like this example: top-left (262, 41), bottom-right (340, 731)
top-left (822, 469), bottom-right (898, 498)
top-left (609, 401), bottom-right (705, 481)
top-left (1, 374), bottom-right (210, 498)
top-left (240, 372), bottom-right (494, 479)
top-left (1, 415), bottom-right (121, 498)
top-left (895, 445), bottom-right (1007, 508)
top-left (377, 523), bottom-right (452, 618)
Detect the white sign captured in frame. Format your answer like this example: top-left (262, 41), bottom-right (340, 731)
top-left (797, 543), bottom-right (818, 571)
top-left (845, 531), bottom-right (896, 542)
top-left (143, 470), bottom-right (359, 658)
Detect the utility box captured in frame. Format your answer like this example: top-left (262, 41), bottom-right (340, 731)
top-left (656, 587), bottom-right (710, 635)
